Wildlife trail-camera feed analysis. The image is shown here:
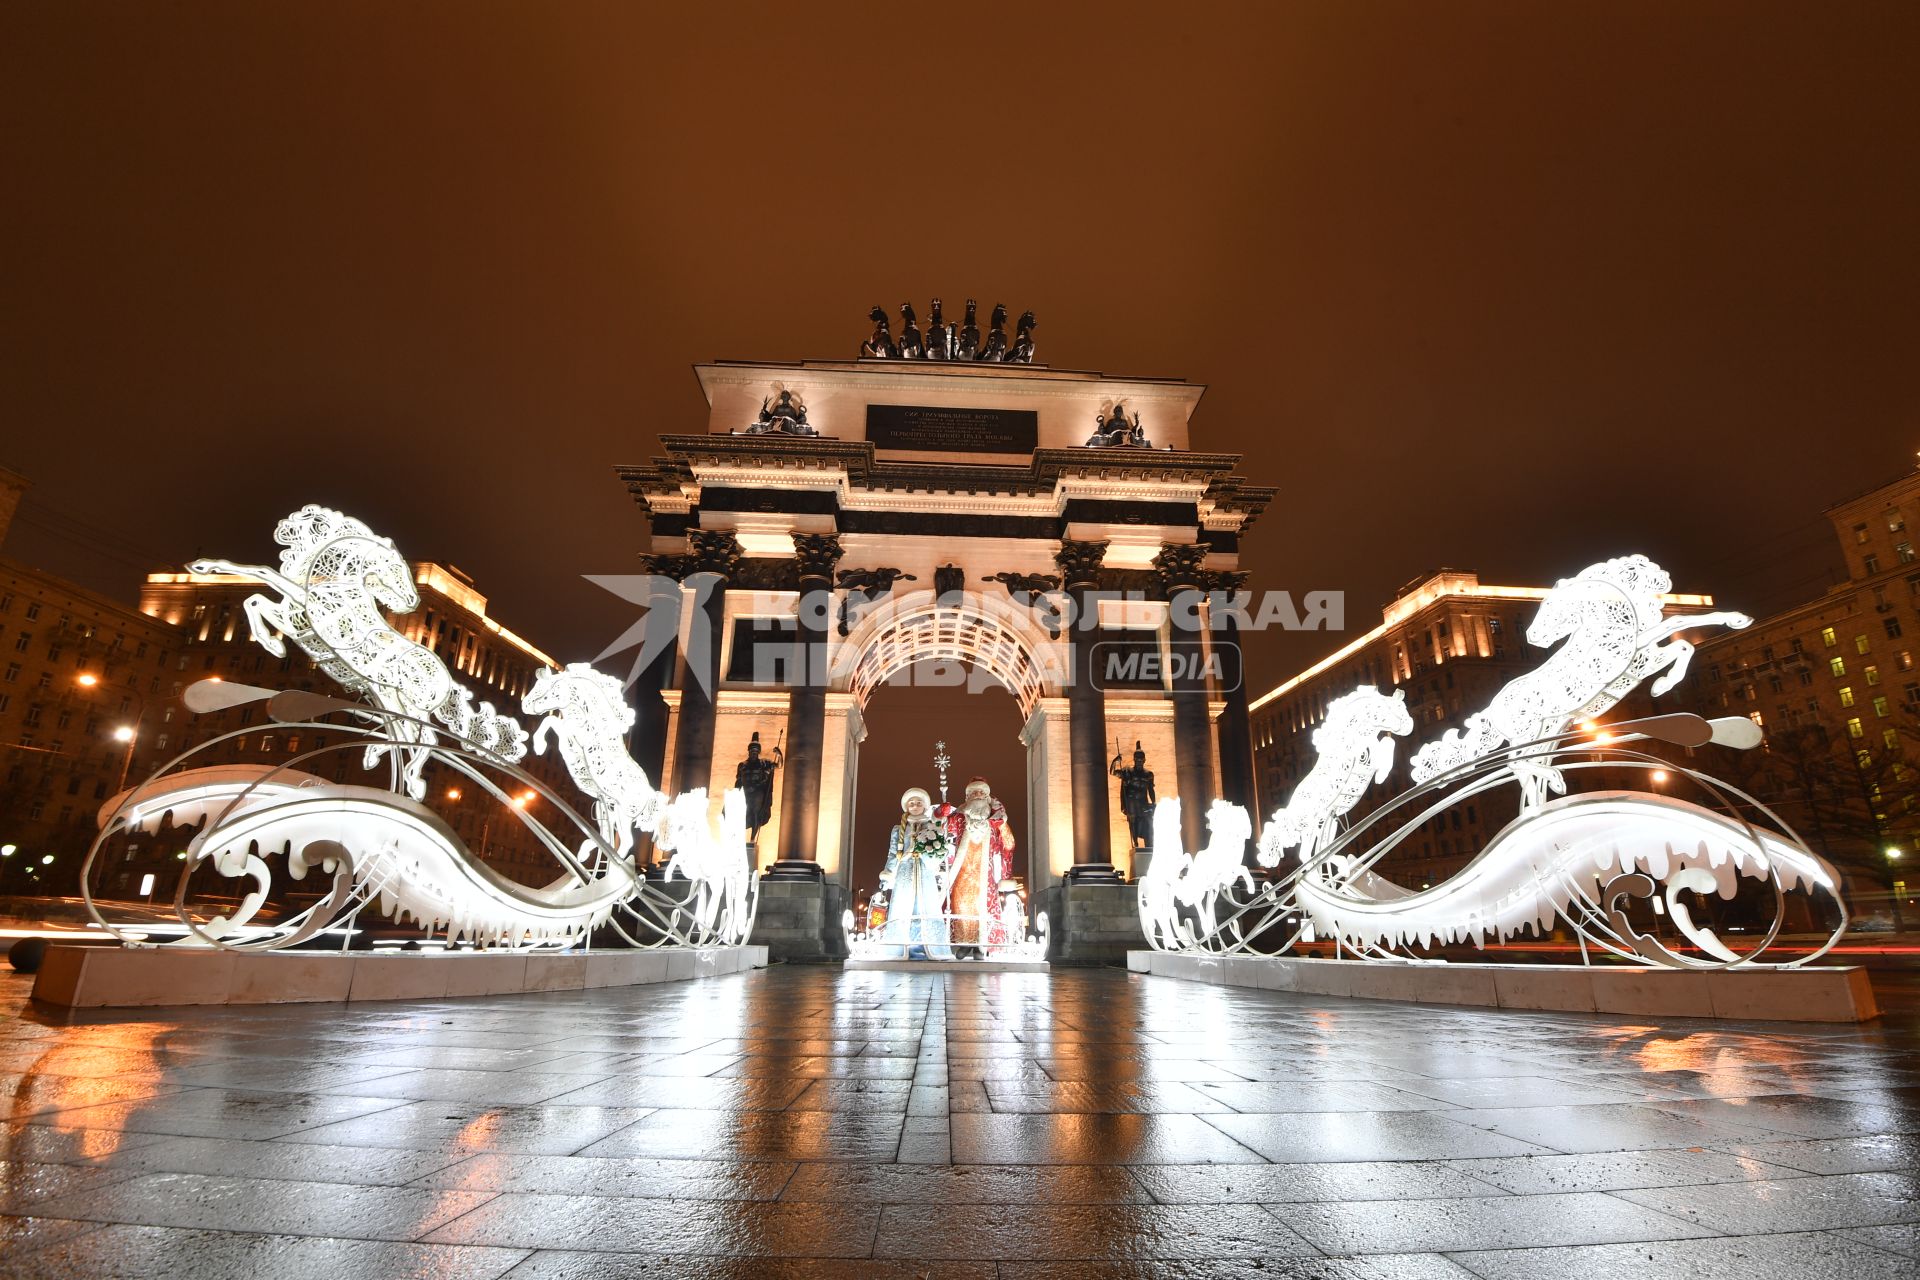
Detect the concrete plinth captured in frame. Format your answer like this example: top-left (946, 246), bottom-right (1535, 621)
top-left (1038, 881), bottom-right (1147, 965)
top-left (748, 874), bottom-right (848, 961)
top-left (1126, 950), bottom-right (1881, 1023)
top-left (30, 943), bottom-right (769, 1010)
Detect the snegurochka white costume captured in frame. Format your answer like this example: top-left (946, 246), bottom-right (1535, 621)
top-left (878, 787), bottom-right (954, 959)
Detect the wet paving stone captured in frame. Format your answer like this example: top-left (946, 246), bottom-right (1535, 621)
top-left (1, 964), bottom-right (1915, 1273)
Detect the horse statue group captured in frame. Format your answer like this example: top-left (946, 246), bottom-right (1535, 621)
top-left (1138, 553), bottom-right (1845, 968)
top-left (108, 505), bottom-right (757, 951)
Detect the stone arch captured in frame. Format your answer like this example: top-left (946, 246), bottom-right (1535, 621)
top-left (837, 591), bottom-right (1060, 717)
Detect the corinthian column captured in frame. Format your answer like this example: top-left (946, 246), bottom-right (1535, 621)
top-left (770, 532), bottom-right (842, 878)
top-left (1155, 543), bottom-right (1215, 855)
top-left (668, 529), bottom-right (741, 796)
top-left (1055, 538), bottom-right (1117, 881)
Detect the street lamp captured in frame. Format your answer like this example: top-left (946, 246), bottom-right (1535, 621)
top-left (76, 673), bottom-right (150, 792)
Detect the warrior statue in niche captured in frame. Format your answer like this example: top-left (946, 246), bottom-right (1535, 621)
top-left (878, 787), bottom-right (953, 959)
top-left (733, 731), bottom-right (782, 848)
top-left (1111, 740), bottom-right (1157, 855)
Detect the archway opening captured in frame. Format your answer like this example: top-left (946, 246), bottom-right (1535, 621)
top-left (849, 665), bottom-right (1029, 903)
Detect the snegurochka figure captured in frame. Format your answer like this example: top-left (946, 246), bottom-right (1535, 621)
top-left (879, 787), bottom-right (953, 960)
top-left (1111, 740), bottom-right (1156, 855)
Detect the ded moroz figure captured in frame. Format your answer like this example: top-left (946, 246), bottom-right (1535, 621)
top-left (879, 787), bottom-right (953, 959)
top-left (938, 777), bottom-right (1017, 955)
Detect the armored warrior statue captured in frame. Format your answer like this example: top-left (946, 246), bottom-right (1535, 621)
top-left (860, 305), bottom-right (896, 358)
top-left (957, 299), bottom-right (980, 360)
top-left (1007, 309), bottom-right (1037, 363)
top-left (1111, 741), bottom-right (1157, 854)
top-left (897, 302), bottom-right (925, 358)
top-left (734, 731), bottom-right (783, 847)
top-left (976, 303), bottom-right (1010, 361)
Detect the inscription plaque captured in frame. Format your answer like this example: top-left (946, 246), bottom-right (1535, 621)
top-left (866, 403), bottom-right (1038, 454)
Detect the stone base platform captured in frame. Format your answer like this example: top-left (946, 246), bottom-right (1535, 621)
top-left (749, 875), bottom-right (848, 962)
top-left (1036, 880), bottom-right (1146, 964)
top-left (1127, 950), bottom-right (1880, 1023)
top-left (31, 943), bottom-right (769, 1010)
top-left (844, 958), bottom-right (1049, 973)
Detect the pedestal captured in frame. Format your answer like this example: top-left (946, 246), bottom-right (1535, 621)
top-left (748, 871), bottom-right (849, 961)
top-left (1036, 880), bottom-right (1147, 965)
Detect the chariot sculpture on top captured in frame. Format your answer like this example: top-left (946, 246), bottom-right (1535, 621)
top-left (81, 504), bottom-right (758, 953)
top-left (862, 298), bottom-right (1038, 364)
top-left (1140, 553), bottom-right (1850, 969)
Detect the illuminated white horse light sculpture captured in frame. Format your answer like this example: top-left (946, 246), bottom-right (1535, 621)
top-left (1146, 553), bottom-right (1846, 968)
top-left (190, 505), bottom-right (528, 799)
top-left (86, 504), bottom-right (760, 953)
top-left (1257, 688), bottom-right (1413, 867)
top-left (1409, 554), bottom-right (1750, 807)
top-left (1137, 797), bottom-right (1256, 948)
top-left (525, 663), bottom-right (666, 861)
top-left (656, 788), bottom-right (755, 945)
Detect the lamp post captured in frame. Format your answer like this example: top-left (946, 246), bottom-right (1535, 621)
top-left (1889, 847), bottom-right (1906, 934)
top-left (76, 672), bottom-right (150, 793)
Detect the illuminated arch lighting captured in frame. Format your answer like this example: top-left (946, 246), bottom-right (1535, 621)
top-left (840, 593), bottom-right (1058, 717)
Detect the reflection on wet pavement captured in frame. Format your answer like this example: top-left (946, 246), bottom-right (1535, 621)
top-left (0, 963), bottom-right (1916, 1277)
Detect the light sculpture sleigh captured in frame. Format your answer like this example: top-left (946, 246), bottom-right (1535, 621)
top-left (1141, 554), bottom-right (1851, 969)
top-left (79, 505), bottom-right (756, 953)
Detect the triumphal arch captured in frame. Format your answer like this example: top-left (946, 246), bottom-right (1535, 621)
top-left (615, 305), bottom-right (1273, 959)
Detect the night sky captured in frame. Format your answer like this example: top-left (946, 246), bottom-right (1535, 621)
top-left (3, 5), bottom-right (1915, 879)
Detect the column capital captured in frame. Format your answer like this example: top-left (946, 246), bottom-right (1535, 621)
top-left (790, 532), bottom-right (844, 582)
top-left (640, 552), bottom-right (692, 581)
top-left (1199, 569), bottom-right (1250, 594)
top-left (1054, 539), bottom-right (1109, 589)
top-left (686, 529), bottom-right (744, 578)
top-left (1151, 543), bottom-right (1209, 597)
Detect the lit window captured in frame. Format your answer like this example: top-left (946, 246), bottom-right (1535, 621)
top-left (1856, 523), bottom-right (1872, 543)
top-left (1848, 717), bottom-right (1865, 739)
top-left (1857, 635), bottom-right (1871, 654)
top-left (1831, 657), bottom-right (1847, 677)
top-left (1875, 696), bottom-right (1890, 718)
top-left (1903, 651), bottom-right (1916, 670)
top-left (1887, 728), bottom-right (1902, 751)
top-left (1893, 511), bottom-right (1910, 533)
top-left (1840, 687), bottom-right (1856, 707)
top-left (1823, 627), bottom-right (1838, 647)
top-left (1748, 711), bottom-right (1764, 727)
top-left (1902, 542), bottom-right (1916, 565)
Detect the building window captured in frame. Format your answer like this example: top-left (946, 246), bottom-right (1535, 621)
top-left (1874, 696), bottom-right (1891, 718)
top-left (1855, 522), bottom-right (1871, 543)
top-left (1894, 511), bottom-right (1911, 533)
top-left (23, 704), bottom-right (42, 726)
top-left (1865, 554), bottom-right (1881, 575)
top-left (1848, 717), bottom-right (1865, 739)
top-left (1799, 670), bottom-right (1814, 686)
top-left (1867, 665), bottom-right (1881, 686)
top-left (155, 733), bottom-right (168, 749)
top-left (1856, 634), bottom-right (1871, 654)
top-left (1889, 617), bottom-right (1906, 639)
top-left (1831, 657), bottom-right (1847, 678)
top-left (23, 603), bottom-right (39, 621)
top-left (1902, 542), bottom-right (1916, 565)
top-left (2, 663), bottom-right (15, 682)
top-left (1821, 627), bottom-right (1837, 647)
top-left (11, 634), bottom-right (26, 653)
top-left (1885, 728), bottom-right (1902, 751)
